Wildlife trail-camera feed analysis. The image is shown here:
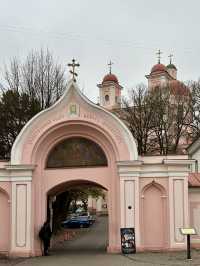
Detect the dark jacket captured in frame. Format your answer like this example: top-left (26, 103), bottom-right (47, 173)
top-left (39, 222), bottom-right (52, 241)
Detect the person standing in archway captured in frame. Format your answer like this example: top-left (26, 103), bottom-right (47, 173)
top-left (39, 221), bottom-right (52, 256)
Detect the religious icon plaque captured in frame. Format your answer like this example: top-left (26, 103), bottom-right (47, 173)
top-left (69, 103), bottom-right (79, 117)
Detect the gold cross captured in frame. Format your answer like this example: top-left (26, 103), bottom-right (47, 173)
top-left (156, 49), bottom-right (162, 64)
top-left (108, 60), bottom-right (113, 74)
top-left (68, 58), bottom-right (80, 82)
top-left (168, 54), bottom-right (173, 64)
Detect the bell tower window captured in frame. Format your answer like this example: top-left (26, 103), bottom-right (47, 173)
top-left (105, 94), bottom-right (109, 102)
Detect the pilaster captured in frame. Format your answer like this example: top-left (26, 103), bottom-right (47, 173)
top-left (118, 161), bottom-right (142, 247)
top-left (6, 165), bottom-right (34, 257)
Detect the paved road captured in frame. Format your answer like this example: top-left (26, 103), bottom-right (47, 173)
top-left (1, 216), bottom-right (200, 265)
top-left (51, 215), bottom-right (109, 254)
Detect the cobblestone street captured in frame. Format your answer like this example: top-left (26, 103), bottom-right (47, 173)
top-left (1, 217), bottom-right (200, 266)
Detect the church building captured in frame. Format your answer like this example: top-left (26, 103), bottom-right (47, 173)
top-left (0, 56), bottom-right (200, 257)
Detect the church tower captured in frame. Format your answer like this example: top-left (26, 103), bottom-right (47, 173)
top-left (146, 50), bottom-right (176, 89)
top-left (146, 52), bottom-right (189, 97)
top-left (97, 62), bottom-right (123, 110)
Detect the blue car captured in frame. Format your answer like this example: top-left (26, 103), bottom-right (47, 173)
top-left (61, 216), bottom-right (90, 228)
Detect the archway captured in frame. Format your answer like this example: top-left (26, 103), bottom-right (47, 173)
top-left (141, 182), bottom-right (167, 250)
top-left (10, 81), bottom-right (138, 256)
top-left (0, 189), bottom-right (10, 255)
top-left (31, 126), bottom-right (120, 255)
top-left (46, 180), bottom-right (108, 254)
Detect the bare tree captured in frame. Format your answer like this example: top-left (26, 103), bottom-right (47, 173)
top-left (2, 48), bottom-right (66, 109)
top-left (118, 83), bottom-right (192, 155)
top-left (150, 86), bottom-right (192, 154)
top-left (4, 57), bottom-right (20, 92)
top-left (119, 84), bottom-right (155, 155)
top-left (149, 87), bottom-right (172, 155)
top-left (188, 80), bottom-right (200, 139)
top-left (0, 49), bottom-right (67, 159)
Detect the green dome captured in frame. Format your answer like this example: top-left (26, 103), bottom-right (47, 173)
top-left (167, 63), bottom-right (177, 70)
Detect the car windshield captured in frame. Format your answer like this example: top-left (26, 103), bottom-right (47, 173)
top-left (79, 212), bottom-right (89, 216)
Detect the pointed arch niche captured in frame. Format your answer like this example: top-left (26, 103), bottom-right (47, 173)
top-left (141, 181), bottom-right (168, 250)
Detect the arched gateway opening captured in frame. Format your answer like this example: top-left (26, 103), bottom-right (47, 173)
top-left (44, 137), bottom-right (109, 253)
top-left (47, 180), bottom-right (108, 254)
top-left (31, 123), bottom-right (118, 255)
top-left (10, 81), bottom-right (137, 256)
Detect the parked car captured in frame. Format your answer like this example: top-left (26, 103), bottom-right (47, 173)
top-left (77, 212), bottom-right (96, 225)
top-left (61, 215), bottom-right (91, 228)
top-left (61, 211), bottom-right (96, 228)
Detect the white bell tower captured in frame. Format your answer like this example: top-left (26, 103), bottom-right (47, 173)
top-left (97, 61), bottom-right (123, 110)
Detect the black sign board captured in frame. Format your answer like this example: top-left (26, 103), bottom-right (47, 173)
top-left (120, 228), bottom-right (136, 254)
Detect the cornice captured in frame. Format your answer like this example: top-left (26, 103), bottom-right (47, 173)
top-left (5, 164), bottom-right (36, 171)
top-left (163, 159), bottom-right (195, 165)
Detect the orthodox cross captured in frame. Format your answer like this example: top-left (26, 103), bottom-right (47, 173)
top-left (108, 60), bottom-right (113, 74)
top-left (68, 58), bottom-right (80, 82)
top-left (169, 54), bottom-right (173, 64)
top-left (156, 49), bottom-right (162, 64)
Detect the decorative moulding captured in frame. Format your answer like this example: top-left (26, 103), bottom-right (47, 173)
top-left (11, 80), bottom-right (138, 164)
top-left (163, 159), bottom-right (195, 165)
top-left (5, 165), bottom-right (36, 171)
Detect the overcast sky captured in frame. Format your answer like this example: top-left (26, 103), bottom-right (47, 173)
top-left (0, 0), bottom-right (199, 101)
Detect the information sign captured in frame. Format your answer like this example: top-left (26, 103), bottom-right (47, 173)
top-left (180, 228), bottom-right (196, 235)
top-left (180, 227), bottom-right (197, 260)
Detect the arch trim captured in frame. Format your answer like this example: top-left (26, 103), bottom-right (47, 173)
top-left (11, 80), bottom-right (138, 164)
top-left (141, 180), bottom-right (167, 198)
